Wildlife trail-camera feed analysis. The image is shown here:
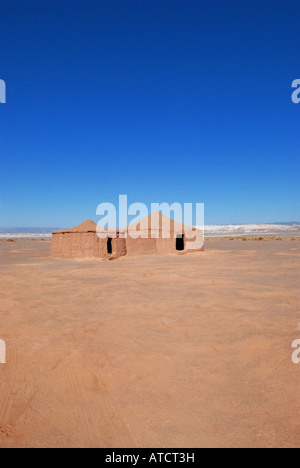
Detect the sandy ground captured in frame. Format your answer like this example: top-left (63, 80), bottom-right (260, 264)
top-left (0, 238), bottom-right (299, 448)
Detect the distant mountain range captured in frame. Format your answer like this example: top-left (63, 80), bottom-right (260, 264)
top-left (270, 222), bottom-right (300, 225)
top-left (0, 222), bottom-right (299, 234)
top-left (0, 227), bottom-right (62, 234)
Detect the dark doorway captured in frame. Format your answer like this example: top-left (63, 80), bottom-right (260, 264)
top-left (107, 237), bottom-right (112, 254)
top-left (176, 235), bottom-right (184, 251)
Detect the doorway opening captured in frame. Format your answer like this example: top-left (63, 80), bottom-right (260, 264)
top-left (176, 235), bottom-right (185, 251)
top-left (107, 237), bottom-right (112, 254)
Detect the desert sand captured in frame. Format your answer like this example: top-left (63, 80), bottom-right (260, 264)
top-left (0, 238), bottom-right (299, 448)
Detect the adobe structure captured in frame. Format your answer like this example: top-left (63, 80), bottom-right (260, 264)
top-left (50, 213), bottom-right (204, 259)
top-left (50, 219), bottom-right (126, 259)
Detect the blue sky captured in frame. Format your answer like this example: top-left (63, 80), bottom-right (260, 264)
top-left (0, 0), bottom-right (299, 227)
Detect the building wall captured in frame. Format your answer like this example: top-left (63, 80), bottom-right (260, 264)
top-left (51, 232), bottom-right (127, 259)
top-left (51, 232), bottom-right (99, 258)
top-left (111, 237), bottom-right (127, 258)
top-left (51, 230), bottom-right (203, 258)
top-left (156, 237), bottom-right (177, 254)
top-left (125, 237), bottom-right (157, 255)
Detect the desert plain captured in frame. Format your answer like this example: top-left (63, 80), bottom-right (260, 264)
top-left (0, 237), bottom-right (299, 448)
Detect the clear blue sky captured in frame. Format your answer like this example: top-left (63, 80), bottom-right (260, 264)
top-left (0, 0), bottom-right (299, 227)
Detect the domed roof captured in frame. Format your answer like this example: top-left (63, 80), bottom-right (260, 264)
top-left (53, 220), bottom-right (97, 234)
